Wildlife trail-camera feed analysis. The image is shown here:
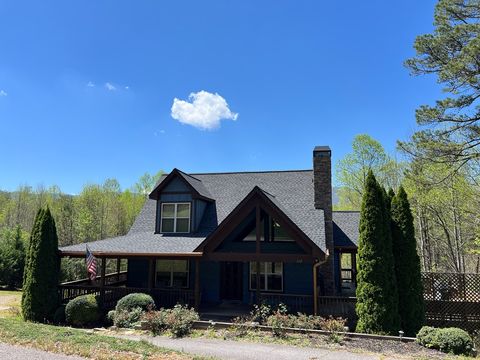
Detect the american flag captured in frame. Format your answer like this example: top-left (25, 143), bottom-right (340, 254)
top-left (85, 245), bottom-right (97, 281)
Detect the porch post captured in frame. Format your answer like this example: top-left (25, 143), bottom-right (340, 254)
top-left (148, 258), bottom-right (154, 290)
top-left (100, 257), bottom-right (106, 304)
top-left (194, 258), bottom-right (200, 311)
top-left (255, 205), bottom-right (261, 304)
top-left (116, 258), bottom-right (121, 282)
top-left (352, 252), bottom-right (357, 286)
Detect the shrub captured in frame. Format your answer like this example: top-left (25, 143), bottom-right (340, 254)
top-left (65, 294), bottom-right (101, 327)
top-left (106, 310), bottom-right (116, 326)
top-left (113, 307), bottom-right (144, 329)
top-left (290, 313), bottom-right (323, 330)
top-left (417, 326), bottom-right (474, 356)
top-left (53, 305), bottom-right (66, 325)
top-left (115, 293), bottom-right (155, 312)
top-left (266, 310), bottom-right (292, 337)
top-left (165, 304), bottom-right (199, 337)
top-left (250, 303), bottom-right (272, 324)
top-left (319, 316), bottom-right (347, 344)
top-left (142, 310), bottom-right (168, 335)
top-left (22, 208), bottom-right (60, 322)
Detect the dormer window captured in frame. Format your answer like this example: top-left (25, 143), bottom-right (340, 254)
top-left (160, 203), bottom-right (191, 233)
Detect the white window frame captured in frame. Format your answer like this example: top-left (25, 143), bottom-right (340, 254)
top-left (160, 202), bottom-right (191, 233)
top-left (249, 262), bottom-right (283, 292)
top-left (155, 259), bottom-right (189, 288)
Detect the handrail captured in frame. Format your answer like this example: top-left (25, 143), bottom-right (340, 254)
top-left (60, 271), bottom-right (128, 285)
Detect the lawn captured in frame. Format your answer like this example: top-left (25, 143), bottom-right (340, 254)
top-left (0, 291), bottom-right (206, 360)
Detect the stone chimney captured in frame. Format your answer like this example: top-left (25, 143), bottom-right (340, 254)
top-left (313, 146), bottom-right (335, 294)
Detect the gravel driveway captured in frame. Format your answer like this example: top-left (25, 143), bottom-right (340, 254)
top-left (119, 334), bottom-right (384, 360)
top-left (0, 342), bottom-right (85, 360)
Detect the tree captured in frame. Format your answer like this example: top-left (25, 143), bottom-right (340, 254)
top-left (22, 208), bottom-right (60, 322)
top-left (336, 134), bottom-right (404, 210)
top-left (356, 171), bottom-right (400, 334)
top-left (391, 186), bottom-right (425, 336)
top-left (134, 170), bottom-right (164, 197)
top-left (0, 226), bottom-right (26, 289)
top-left (402, 0), bottom-right (480, 169)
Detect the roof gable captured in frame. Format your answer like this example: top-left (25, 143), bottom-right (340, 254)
top-left (149, 168), bottom-right (214, 201)
top-left (195, 186), bottom-right (325, 258)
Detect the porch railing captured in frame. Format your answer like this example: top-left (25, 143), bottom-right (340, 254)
top-left (60, 271), bottom-right (128, 287)
top-left (58, 283), bottom-right (195, 310)
top-left (259, 293), bottom-right (313, 314)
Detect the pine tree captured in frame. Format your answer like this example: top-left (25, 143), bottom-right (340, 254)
top-left (356, 171), bottom-right (400, 334)
top-left (22, 207), bottom-right (60, 322)
top-left (391, 186), bottom-right (424, 336)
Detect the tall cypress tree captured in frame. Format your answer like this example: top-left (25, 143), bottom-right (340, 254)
top-left (391, 186), bottom-right (424, 336)
top-left (22, 207), bottom-right (60, 322)
top-left (356, 171), bottom-right (399, 334)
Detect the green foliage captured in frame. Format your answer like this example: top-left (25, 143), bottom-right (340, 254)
top-left (355, 171), bottom-right (400, 335)
top-left (113, 307), bottom-right (144, 328)
top-left (106, 310), bottom-right (116, 326)
top-left (391, 186), bottom-right (425, 336)
top-left (143, 305), bottom-right (199, 338)
top-left (115, 293), bottom-right (155, 312)
top-left (65, 294), bottom-right (101, 327)
top-left (402, 0), bottom-right (480, 166)
top-left (21, 208), bottom-right (60, 322)
top-left (335, 134), bottom-right (405, 210)
top-left (266, 310), bottom-right (292, 337)
top-left (0, 227), bottom-right (27, 288)
top-left (417, 326), bottom-right (474, 356)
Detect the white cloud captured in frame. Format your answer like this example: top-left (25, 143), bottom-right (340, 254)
top-left (125, 86), bottom-right (129, 90)
top-left (0, 90), bottom-right (7, 97)
top-left (86, 81), bottom-right (95, 87)
top-left (105, 82), bottom-right (116, 91)
top-left (171, 90), bottom-right (238, 130)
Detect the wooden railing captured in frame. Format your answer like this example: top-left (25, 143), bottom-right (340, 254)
top-left (259, 293), bottom-right (313, 314)
top-left (60, 271), bottom-right (128, 287)
top-left (58, 283), bottom-right (195, 310)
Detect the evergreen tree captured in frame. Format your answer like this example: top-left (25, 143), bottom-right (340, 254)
top-left (22, 207), bottom-right (60, 322)
top-left (356, 171), bottom-right (400, 334)
top-left (0, 226), bottom-right (26, 289)
top-left (391, 186), bottom-right (425, 336)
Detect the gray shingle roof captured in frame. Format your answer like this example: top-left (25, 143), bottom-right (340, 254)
top-left (333, 211), bottom-right (360, 248)
top-left (60, 170), bottom-right (330, 255)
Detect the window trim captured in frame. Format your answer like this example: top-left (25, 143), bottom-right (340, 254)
top-left (160, 202), bottom-right (191, 233)
top-left (249, 262), bottom-right (284, 292)
top-left (154, 259), bottom-right (190, 289)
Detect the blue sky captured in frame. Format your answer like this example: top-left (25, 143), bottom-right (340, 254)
top-left (0, 1), bottom-right (441, 193)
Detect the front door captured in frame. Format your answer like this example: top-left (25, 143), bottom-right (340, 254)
top-left (220, 262), bottom-right (243, 301)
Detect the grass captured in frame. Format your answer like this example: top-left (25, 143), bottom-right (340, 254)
top-left (0, 291), bottom-right (206, 359)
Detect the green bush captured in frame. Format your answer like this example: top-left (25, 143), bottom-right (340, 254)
top-left (417, 326), bottom-right (474, 356)
top-left (113, 307), bottom-right (144, 328)
top-left (53, 305), bottom-right (66, 325)
top-left (115, 293), bottom-right (155, 312)
top-left (266, 310), bottom-right (292, 337)
top-left (142, 305), bottom-right (199, 337)
top-left (106, 310), bottom-right (116, 326)
top-left (142, 310), bottom-right (168, 335)
top-left (65, 294), bottom-right (101, 327)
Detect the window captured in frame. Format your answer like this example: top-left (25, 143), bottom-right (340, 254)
top-left (160, 203), bottom-right (191, 233)
top-left (155, 260), bottom-right (189, 288)
top-left (243, 217), bottom-right (265, 241)
top-left (249, 262), bottom-right (283, 292)
top-left (271, 220), bottom-right (293, 242)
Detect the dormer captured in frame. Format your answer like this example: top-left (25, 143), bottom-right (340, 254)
top-left (149, 169), bottom-right (215, 234)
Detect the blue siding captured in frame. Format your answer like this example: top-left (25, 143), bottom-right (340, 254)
top-left (163, 177), bottom-right (190, 192)
top-left (284, 263), bottom-right (313, 295)
top-left (199, 261), bottom-right (220, 303)
top-left (127, 259), bottom-right (149, 288)
top-left (194, 199), bottom-right (208, 231)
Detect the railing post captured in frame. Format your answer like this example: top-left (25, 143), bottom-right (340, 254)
top-left (116, 258), bottom-right (121, 282)
top-left (100, 257), bottom-right (106, 306)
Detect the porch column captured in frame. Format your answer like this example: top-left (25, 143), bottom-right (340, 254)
top-left (148, 258), bottom-right (154, 290)
top-left (255, 205), bottom-right (261, 304)
top-left (100, 257), bottom-right (106, 304)
top-left (194, 258), bottom-right (200, 311)
top-left (116, 258), bottom-right (121, 282)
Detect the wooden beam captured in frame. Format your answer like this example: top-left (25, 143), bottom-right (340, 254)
top-left (202, 252), bottom-right (315, 262)
top-left (194, 259), bottom-right (200, 311)
top-left (59, 251), bottom-right (203, 259)
top-left (148, 258), bottom-right (154, 290)
top-left (100, 257), bottom-right (106, 305)
top-left (116, 258), bottom-right (121, 282)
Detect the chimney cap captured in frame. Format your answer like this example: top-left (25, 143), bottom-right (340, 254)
top-left (313, 145), bottom-right (331, 152)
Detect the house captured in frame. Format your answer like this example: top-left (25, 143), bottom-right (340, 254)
top-left (58, 146), bottom-right (360, 314)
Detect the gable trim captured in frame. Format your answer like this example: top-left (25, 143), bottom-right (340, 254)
top-left (194, 186), bottom-right (325, 258)
top-left (149, 168), bottom-right (214, 202)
